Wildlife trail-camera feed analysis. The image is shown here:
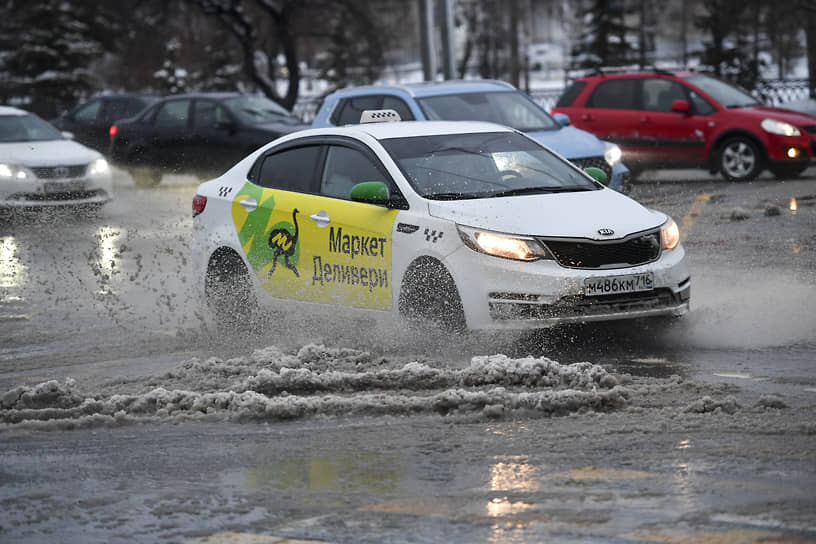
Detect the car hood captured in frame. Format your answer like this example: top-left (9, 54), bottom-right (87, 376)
top-left (729, 105), bottom-right (816, 126)
top-left (427, 189), bottom-right (664, 239)
top-left (0, 140), bottom-right (101, 166)
top-left (525, 126), bottom-right (605, 159)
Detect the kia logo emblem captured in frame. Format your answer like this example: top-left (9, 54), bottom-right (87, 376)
top-left (598, 228), bottom-right (614, 236)
top-left (54, 167), bottom-right (69, 178)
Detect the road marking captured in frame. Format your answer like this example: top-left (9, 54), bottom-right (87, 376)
top-left (679, 193), bottom-right (711, 239)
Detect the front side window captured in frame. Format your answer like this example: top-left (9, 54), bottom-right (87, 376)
top-left (320, 146), bottom-right (387, 199)
top-left (381, 131), bottom-right (597, 200)
top-left (642, 79), bottom-right (688, 112)
top-left (154, 100), bottom-right (191, 129)
top-left (0, 114), bottom-right (63, 142)
top-left (587, 79), bottom-right (639, 109)
top-left (255, 145), bottom-right (322, 191)
top-left (418, 91), bottom-right (559, 131)
top-left (192, 100), bottom-right (230, 129)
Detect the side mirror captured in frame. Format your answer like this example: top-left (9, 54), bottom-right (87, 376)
top-left (671, 99), bottom-right (691, 114)
top-left (61, 131), bottom-right (75, 140)
top-left (584, 166), bottom-right (608, 186)
top-left (552, 113), bottom-right (571, 126)
top-left (350, 181), bottom-right (390, 205)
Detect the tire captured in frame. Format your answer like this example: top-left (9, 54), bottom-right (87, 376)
top-left (130, 167), bottom-right (162, 187)
top-left (399, 257), bottom-right (466, 333)
top-left (769, 164), bottom-right (808, 179)
top-left (204, 250), bottom-right (260, 334)
top-left (718, 137), bottom-right (763, 181)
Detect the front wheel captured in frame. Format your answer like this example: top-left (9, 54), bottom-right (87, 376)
top-left (399, 258), bottom-right (466, 334)
top-left (718, 137), bottom-right (763, 181)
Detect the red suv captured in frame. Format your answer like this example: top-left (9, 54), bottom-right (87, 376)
top-left (552, 70), bottom-right (816, 181)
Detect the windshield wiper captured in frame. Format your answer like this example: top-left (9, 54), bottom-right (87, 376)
top-left (424, 192), bottom-right (483, 200)
top-left (489, 186), bottom-right (593, 198)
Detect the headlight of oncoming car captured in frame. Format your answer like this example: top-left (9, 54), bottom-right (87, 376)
top-left (88, 158), bottom-right (109, 176)
top-left (0, 163), bottom-right (32, 181)
top-left (761, 118), bottom-right (801, 137)
top-left (603, 142), bottom-right (622, 166)
top-left (457, 225), bottom-right (551, 261)
top-left (661, 218), bottom-right (680, 250)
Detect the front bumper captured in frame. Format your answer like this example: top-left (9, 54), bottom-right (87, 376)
top-left (445, 243), bottom-right (690, 330)
top-left (0, 175), bottom-right (113, 208)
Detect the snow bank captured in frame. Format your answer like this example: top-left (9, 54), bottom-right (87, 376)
top-left (0, 345), bottom-right (628, 430)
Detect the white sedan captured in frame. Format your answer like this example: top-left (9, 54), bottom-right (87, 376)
top-left (191, 117), bottom-right (689, 331)
top-left (0, 106), bottom-right (112, 209)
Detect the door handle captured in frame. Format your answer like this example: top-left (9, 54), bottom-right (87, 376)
top-left (640, 116), bottom-right (652, 123)
top-left (238, 197), bottom-right (257, 212)
top-left (310, 210), bottom-right (331, 228)
top-left (581, 113), bottom-right (594, 121)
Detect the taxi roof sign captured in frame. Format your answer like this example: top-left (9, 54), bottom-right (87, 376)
top-left (360, 109), bottom-right (402, 124)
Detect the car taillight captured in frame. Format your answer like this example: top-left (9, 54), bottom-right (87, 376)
top-left (109, 125), bottom-right (118, 140)
top-left (192, 195), bottom-right (207, 217)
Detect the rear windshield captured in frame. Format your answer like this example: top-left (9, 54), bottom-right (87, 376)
top-left (381, 131), bottom-right (598, 200)
top-left (417, 91), bottom-right (559, 132)
top-left (223, 95), bottom-right (300, 124)
top-left (0, 114), bottom-right (63, 143)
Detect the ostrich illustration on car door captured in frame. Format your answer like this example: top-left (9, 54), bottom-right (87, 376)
top-left (231, 143), bottom-right (399, 310)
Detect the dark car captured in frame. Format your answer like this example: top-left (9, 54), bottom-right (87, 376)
top-left (552, 70), bottom-right (816, 181)
top-left (52, 94), bottom-right (158, 154)
top-left (109, 93), bottom-right (309, 186)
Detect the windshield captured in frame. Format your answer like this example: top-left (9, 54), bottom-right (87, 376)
top-left (684, 75), bottom-right (760, 108)
top-left (417, 91), bottom-right (560, 132)
top-left (223, 95), bottom-right (299, 124)
top-left (0, 114), bottom-right (64, 143)
top-left (381, 131), bottom-right (599, 200)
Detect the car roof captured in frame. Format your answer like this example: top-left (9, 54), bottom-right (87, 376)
top-left (285, 120), bottom-right (515, 142)
top-left (154, 92), bottom-right (246, 101)
top-left (574, 70), bottom-right (698, 81)
top-left (0, 106), bottom-right (29, 116)
top-left (326, 79), bottom-right (517, 99)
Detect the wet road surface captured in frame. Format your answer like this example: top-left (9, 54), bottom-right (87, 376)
top-left (1, 168), bottom-right (815, 543)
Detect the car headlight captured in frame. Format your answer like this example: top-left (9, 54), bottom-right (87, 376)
top-left (661, 217), bottom-right (680, 250)
top-left (603, 142), bottom-right (622, 166)
top-left (761, 118), bottom-right (800, 137)
top-left (89, 158), bottom-right (109, 176)
top-left (0, 163), bottom-right (31, 180)
top-left (457, 225), bottom-right (551, 261)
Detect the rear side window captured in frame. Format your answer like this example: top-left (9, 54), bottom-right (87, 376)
top-left (586, 79), bottom-right (639, 110)
top-left (330, 95), bottom-right (414, 125)
top-left (255, 145), bottom-right (322, 191)
top-left (555, 82), bottom-right (587, 107)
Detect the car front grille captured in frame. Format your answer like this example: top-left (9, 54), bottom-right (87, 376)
top-left (30, 164), bottom-right (88, 179)
top-left (539, 230), bottom-right (661, 269)
top-left (488, 287), bottom-right (687, 321)
top-left (568, 156), bottom-right (611, 180)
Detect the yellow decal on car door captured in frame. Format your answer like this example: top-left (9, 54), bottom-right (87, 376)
top-left (232, 181), bottom-right (398, 310)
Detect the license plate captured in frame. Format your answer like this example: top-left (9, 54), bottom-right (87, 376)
top-left (584, 272), bottom-right (654, 297)
top-left (44, 181), bottom-right (85, 193)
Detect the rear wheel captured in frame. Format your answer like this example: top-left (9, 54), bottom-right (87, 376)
top-left (204, 250), bottom-right (259, 334)
top-left (718, 137), bottom-right (763, 181)
top-left (399, 257), bottom-right (466, 333)
top-left (130, 167), bottom-right (162, 187)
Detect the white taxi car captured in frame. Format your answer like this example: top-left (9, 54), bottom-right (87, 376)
top-left (191, 116), bottom-right (690, 331)
top-left (0, 106), bottom-right (112, 209)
